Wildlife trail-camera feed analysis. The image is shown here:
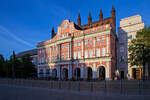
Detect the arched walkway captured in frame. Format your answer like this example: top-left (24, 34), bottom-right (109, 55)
top-left (74, 67), bottom-right (81, 79)
top-left (87, 67), bottom-right (93, 80)
top-left (98, 66), bottom-right (105, 80)
top-left (62, 68), bottom-right (68, 80)
top-left (52, 69), bottom-right (57, 78)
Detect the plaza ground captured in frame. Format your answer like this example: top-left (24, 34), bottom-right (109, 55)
top-left (0, 84), bottom-right (150, 100)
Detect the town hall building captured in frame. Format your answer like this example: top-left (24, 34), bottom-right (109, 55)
top-left (37, 6), bottom-right (117, 80)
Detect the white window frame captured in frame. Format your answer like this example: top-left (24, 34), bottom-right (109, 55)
top-left (78, 52), bottom-right (81, 59)
top-left (89, 50), bottom-right (93, 58)
top-left (85, 50), bottom-right (88, 58)
top-left (96, 48), bottom-right (100, 57)
top-left (102, 48), bottom-right (105, 56)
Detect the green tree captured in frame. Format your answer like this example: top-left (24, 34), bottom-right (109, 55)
top-left (128, 26), bottom-right (150, 79)
top-left (21, 54), bottom-right (37, 78)
top-left (0, 54), bottom-right (6, 77)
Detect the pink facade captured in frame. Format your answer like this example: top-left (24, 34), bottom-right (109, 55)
top-left (37, 7), bottom-right (117, 80)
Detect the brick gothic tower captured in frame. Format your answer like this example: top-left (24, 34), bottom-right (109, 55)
top-left (51, 27), bottom-right (55, 38)
top-left (111, 5), bottom-right (116, 28)
top-left (77, 13), bottom-right (81, 26)
top-left (99, 9), bottom-right (103, 21)
top-left (88, 12), bottom-right (92, 25)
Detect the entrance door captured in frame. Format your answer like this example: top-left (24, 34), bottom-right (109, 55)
top-left (121, 71), bottom-right (124, 79)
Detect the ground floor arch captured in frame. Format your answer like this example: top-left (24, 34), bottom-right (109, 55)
top-left (98, 66), bottom-right (105, 80)
top-left (74, 67), bottom-right (81, 79)
top-left (87, 67), bottom-right (93, 80)
top-left (52, 69), bottom-right (57, 78)
top-left (62, 68), bottom-right (68, 80)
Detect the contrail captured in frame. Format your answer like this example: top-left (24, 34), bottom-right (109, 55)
top-left (0, 25), bottom-right (34, 47)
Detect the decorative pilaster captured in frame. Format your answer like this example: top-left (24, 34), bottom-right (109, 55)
top-left (106, 35), bottom-right (109, 56)
top-left (82, 40), bottom-right (84, 59)
top-left (69, 41), bottom-right (72, 60)
top-left (93, 37), bottom-right (96, 57)
top-left (106, 61), bottom-right (110, 80)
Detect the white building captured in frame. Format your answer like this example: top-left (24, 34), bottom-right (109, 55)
top-left (118, 14), bottom-right (144, 79)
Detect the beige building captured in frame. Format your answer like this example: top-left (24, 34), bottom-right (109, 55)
top-left (118, 15), bottom-right (144, 79)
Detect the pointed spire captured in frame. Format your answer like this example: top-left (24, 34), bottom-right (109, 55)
top-left (88, 12), bottom-right (92, 25)
top-left (99, 9), bottom-right (103, 21)
top-left (51, 27), bottom-right (55, 38)
top-left (77, 13), bottom-right (81, 26)
top-left (111, 5), bottom-right (115, 17)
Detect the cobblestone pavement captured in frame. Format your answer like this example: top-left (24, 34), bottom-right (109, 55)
top-left (0, 84), bottom-right (150, 100)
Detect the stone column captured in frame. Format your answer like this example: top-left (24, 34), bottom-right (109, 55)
top-left (68, 64), bottom-right (72, 79)
top-left (92, 63), bottom-right (97, 79)
top-left (57, 65), bottom-right (61, 80)
top-left (81, 64), bottom-right (84, 78)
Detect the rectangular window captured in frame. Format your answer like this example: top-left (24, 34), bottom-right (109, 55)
top-left (66, 54), bottom-right (68, 59)
top-left (96, 38), bottom-right (100, 42)
top-left (62, 45), bottom-right (64, 49)
top-left (74, 42), bottom-right (76, 46)
top-left (74, 52), bottom-right (76, 59)
top-left (89, 50), bottom-right (93, 58)
top-left (84, 40), bottom-right (88, 45)
top-left (78, 42), bottom-right (81, 46)
top-left (102, 36), bottom-right (105, 41)
top-left (78, 52), bottom-right (81, 59)
top-left (61, 54), bottom-right (64, 60)
top-left (89, 39), bottom-right (92, 45)
top-left (66, 44), bottom-right (69, 48)
top-left (96, 48), bottom-right (100, 57)
top-left (85, 50), bottom-right (88, 58)
top-left (120, 47), bottom-right (124, 52)
top-left (102, 48), bottom-right (105, 56)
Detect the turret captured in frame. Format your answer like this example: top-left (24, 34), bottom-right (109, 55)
top-left (77, 13), bottom-right (81, 26)
top-left (51, 27), bottom-right (55, 38)
top-left (111, 5), bottom-right (116, 27)
top-left (99, 9), bottom-right (103, 21)
top-left (88, 12), bottom-right (92, 25)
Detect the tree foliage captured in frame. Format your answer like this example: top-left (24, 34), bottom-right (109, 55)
top-left (128, 26), bottom-right (150, 67)
top-left (0, 51), bottom-right (37, 78)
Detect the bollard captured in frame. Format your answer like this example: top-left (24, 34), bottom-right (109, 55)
top-left (51, 80), bottom-right (53, 89)
top-left (138, 80), bottom-right (141, 95)
top-left (78, 80), bottom-right (80, 91)
top-left (90, 80), bottom-right (93, 92)
top-left (68, 80), bottom-right (71, 90)
top-left (58, 80), bottom-right (61, 89)
top-left (104, 80), bottom-right (107, 94)
top-left (120, 80), bottom-right (123, 94)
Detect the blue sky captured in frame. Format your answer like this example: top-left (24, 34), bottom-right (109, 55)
top-left (0, 0), bottom-right (150, 59)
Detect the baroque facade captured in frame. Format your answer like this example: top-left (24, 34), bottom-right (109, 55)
top-left (37, 6), bottom-right (117, 80)
top-left (118, 15), bottom-right (145, 79)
